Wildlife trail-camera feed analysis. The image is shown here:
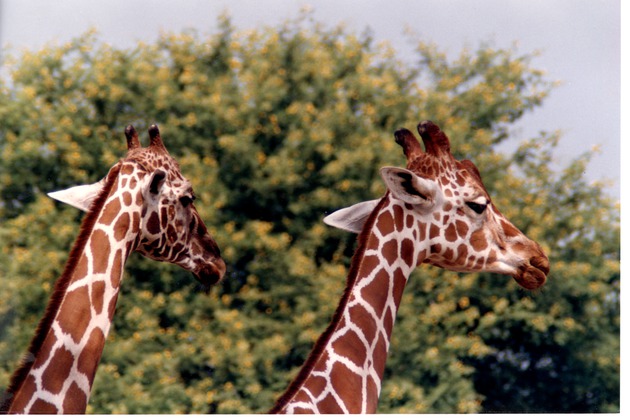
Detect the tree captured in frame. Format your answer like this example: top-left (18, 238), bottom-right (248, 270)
top-left (0, 13), bottom-right (619, 413)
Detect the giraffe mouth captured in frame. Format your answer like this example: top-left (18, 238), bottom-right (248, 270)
top-left (194, 259), bottom-right (227, 289)
top-left (514, 255), bottom-right (549, 290)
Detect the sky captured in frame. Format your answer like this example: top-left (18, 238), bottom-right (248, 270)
top-left (0, 0), bottom-right (621, 198)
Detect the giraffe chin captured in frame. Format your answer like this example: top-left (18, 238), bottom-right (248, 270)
top-left (514, 256), bottom-right (549, 290)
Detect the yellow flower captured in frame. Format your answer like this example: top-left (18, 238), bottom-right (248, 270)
top-left (458, 296), bottom-right (470, 309)
top-left (22, 86), bottom-right (37, 100)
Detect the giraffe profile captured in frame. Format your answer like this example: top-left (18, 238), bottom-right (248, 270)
top-left (1, 124), bottom-right (226, 414)
top-left (270, 120), bottom-right (549, 414)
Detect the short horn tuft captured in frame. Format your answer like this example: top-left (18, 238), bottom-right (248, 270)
top-left (394, 128), bottom-right (423, 164)
top-left (125, 125), bottom-right (140, 150)
top-left (148, 124), bottom-right (166, 151)
top-left (417, 120), bottom-right (451, 156)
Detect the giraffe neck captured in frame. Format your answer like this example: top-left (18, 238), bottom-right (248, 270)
top-left (3, 164), bottom-right (142, 414)
top-left (271, 194), bottom-right (426, 414)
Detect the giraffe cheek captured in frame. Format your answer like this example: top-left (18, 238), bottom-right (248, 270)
top-left (429, 223), bottom-right (440, 239)
top-left (456, 220), bottom-right (469, 237)
top-left (167, 225), bottom-right (178, 244)
top-left (469, 229), bottom-right (487, 252)
top-left (146, 212), bottom-right (161, 235)
top-left (444, 223), bottom-right (457, 242)
top-left (455, 244), bottom-right (469, 266)
top-left (161, 207), bottom-right (169, 230)
top-left (442, 247), bottom-right (454, 261)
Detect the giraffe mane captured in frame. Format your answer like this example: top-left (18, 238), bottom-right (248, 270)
top-left (1, 162), bottom-right (123, 412)
top-left (269, 193), bottom-right (391, 413)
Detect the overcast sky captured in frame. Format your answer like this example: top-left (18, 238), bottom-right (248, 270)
top-left (0, 0), bottom-right (621, 198)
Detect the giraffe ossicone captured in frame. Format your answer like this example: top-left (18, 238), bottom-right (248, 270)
top-left (2, 124), bottom-right (226, 414)
top-left (271, 120), bottom-right (549, 414)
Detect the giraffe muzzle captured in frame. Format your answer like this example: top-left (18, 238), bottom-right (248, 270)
top-left (514, 255), bottom-right (549, 290)
top-left (194, 258), bottom-right (227, 288)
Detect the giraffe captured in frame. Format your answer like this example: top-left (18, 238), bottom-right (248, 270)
top-left (269, 120), bottom-right (549, 414)
top-left (1, 124), bottom-right (226, 414)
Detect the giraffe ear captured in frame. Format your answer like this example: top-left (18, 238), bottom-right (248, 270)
top-left (323, 199), bottom-right (380, 233)
top-left (148, 170), bottom-right (167, 196)
top-left (380, 166), bottom-right (437, 206)
top-left (47, 179), bottom-right (107, 212)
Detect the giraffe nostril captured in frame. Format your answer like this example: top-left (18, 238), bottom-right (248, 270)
top-left (530, 255), bottom-right (550, 276)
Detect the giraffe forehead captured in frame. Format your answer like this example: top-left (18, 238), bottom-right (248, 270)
top-left (125, 150), bottom-right (190, 190)
top-left (407, 154), bottom-right (445, 179)
top-left (408, 155), bottom-right (487, 200)
top-left (127, 148), bottom-right (181, 173)
top-left (164, 170), bottom-right (190, 190)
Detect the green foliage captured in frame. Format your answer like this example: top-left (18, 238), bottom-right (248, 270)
top-left (0, 14), bottom-right (619, 413)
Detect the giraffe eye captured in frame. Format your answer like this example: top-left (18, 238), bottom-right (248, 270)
top-left (466, 201), bottom-right (487, 214)
top-left (180, 194), bottom-right (196, 208)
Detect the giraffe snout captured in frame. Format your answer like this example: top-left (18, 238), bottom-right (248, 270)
top-left (513, 252), bottom-right (549, 290)
top-left (195, 257), bottom-right (227, 289)
top-left (530, 255), bottom-right (550, 276)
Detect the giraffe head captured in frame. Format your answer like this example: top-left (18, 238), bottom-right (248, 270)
top-left (48, 124), bottom-right (226, 287)
top-left (325, 121), bottom-right (549, 290)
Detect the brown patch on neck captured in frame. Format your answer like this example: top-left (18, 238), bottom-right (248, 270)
top-left (1, 163), bottom-right (122, 413)
top-left (269, 194), bottom-right (391, 413)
